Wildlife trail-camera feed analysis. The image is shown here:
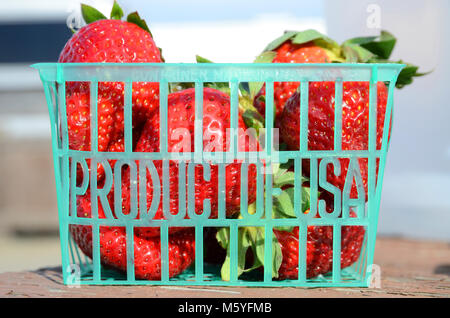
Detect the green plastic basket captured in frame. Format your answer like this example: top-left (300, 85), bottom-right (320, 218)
top-left (32, 62), bottom-right (403, 287)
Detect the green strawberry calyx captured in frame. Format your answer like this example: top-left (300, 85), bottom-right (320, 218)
top-left (77, 1), bottom-right (164, 61)
top-left (217, 162), bottom-right (313, 281)
top-left (81, 1), bottom-right (149, 32)
top-left (254, 29), bottom-right (427, 92)
top-left (340, 30), bottom-right (429, 88)
top-left (262, 29), bottom-right (344, 63)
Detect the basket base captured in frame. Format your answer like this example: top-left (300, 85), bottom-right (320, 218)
top-left (71, 263), bottom-right (369, 287)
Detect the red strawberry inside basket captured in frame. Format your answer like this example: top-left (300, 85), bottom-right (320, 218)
top-left (72, 86), bottom-right (260, 279)
top-left (59, 2), bottom-right (163, 185)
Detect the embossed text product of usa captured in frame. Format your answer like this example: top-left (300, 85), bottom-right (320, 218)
top-left (33, 63), bottom-right (404, 287)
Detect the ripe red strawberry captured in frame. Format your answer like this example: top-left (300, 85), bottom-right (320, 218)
top-left (59, 17), bottom-right (162, 126)
top-left (60, 3), bottom-right (163, 183)
top-left (117, 87), bottom-right (259, 238)
top-left (70, 192), bottom-right (195, 280)
top-left (278, 81), bottom-right (388, 198)
top-left (254, 40), bottom-right (332, 117)
top-left (252, 29), bottom-right (423, 119)
top-left (66, 91), bottom-right (115, 153)
top-left (66, 90), bottom-right (121, 183)
top-left (257, 30), bottom-right (423, 199)
top-left (274, 224), bottom-right (365, 279)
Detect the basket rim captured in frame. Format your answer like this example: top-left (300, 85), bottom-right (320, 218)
top-left (31, 62), bottom-right (406, 69)
top-left (31, 62), bottom-right (405, 83)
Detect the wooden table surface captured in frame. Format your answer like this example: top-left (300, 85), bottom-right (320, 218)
top-left (0, 237), bottom-right (449, 298)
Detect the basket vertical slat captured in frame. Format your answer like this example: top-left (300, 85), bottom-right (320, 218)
top-left (263, 80), bottom-right (275, 283)
top-left (229, 224), bottom-right (239, 283)
top-left (160, 222), bottom-right (170, 283)
top-left (365, 65), bottom-right (380, 286)
top-left (333, 79), bottom-right (343, 151)
top-left (297, 220), bottom-right (307, 284)
top-left (263, 222), bottom-right (273, 283)
top-left (160, 81), bottom-right (171, 285)
top-left (58, 76), bottom-right (73, 285)
top-left (86, 79), bottom-right (100, 283)
top-left (43, 81), bottom-right (71, 284)
top-left (332, 225), bottom-right (342, 283)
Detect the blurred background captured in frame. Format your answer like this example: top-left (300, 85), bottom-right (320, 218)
top-left (0, 0), bottom-right (448, 273)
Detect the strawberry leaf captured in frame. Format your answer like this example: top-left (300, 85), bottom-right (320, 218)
top-left (216, 227), bottom-right (230, 250)
top-left (216, 178), bottom-right (312, 279)
top-left (367, 59), bottom-right (430, 89)
top-left (272, 162), bottom-right (306, 188)
top-left (81, 3), bottom-right (107, 24)
top-left (272, 186), bottom-right (311, 219)
top-left (248, 227), bottom-right (281, 278)
top-left (254, 51), bottom-right (277, 63)
top-left (342, 35), bottom-right (378, 46)
top-left (237, 229), bottom-right (254, 276)
top-left (159, 47), bottom-right (165, 62)
top-left (342, 43), bottom-right (375, 63)
top-left (240, 95), bottom-right (265, 132)
top-left (218, 227), bottom-right (263, 281)
top-left (242, 109), bottom-right (265, 132)
top-left (208, 83), bottom-right (231, 93)
top-left (395, 62), bottom-right (430, 88)
top-left (291, 29), bottom-right (334, 46)
top-left (193, 55), bottom-right (230, 92)
top-left (248, 51), bottom-right (276, 101)
top-left (196, 55), bottom-right (214, 63)
top-left (273, 188), bottom-right (296, 218)
top-left (340, 30), bottom-right (430, 87)
top-left (360, 30), bottom-right (396, 60)
top-left (396, 63), bottom-right (420, 88)
top-left (127, 11), bottom-right (152, 37)
top-left (303, 186), bottom-right (311, 211)
top-left (342, 30), bottom-right (396, 61)
top-left (239, 82), bottom-right (250, 94)
top-left (220, 254), bottom-right (231, 281)
top-left (218, 228), bottom-right (232, 281)
top-left (110, 1), bottom-right (124, 20)
top-left (263, 30), bottom-right (298, 52)
top-left (247, 227), bottom-right (264, 265)
top-left (273, 170), bottom-right (295, 188)
top-left (220, 228), bottom-right (254, 281)
top-left (271, 235), bottom-right (283, 278)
